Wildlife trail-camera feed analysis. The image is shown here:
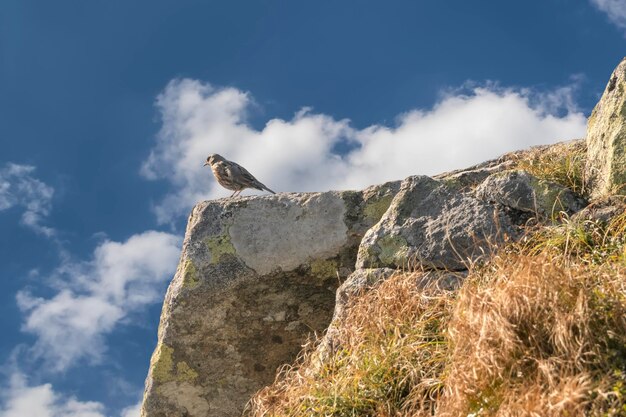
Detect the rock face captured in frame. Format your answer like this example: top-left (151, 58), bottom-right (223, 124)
top-left (141, 149), bottom-right (591, 417)
top-left (475, 170), bottom-right (587, 218)
top-left (586, 57), bottom-right (626, 198)
top-left (356, 175), bottom-right (523, 271)
top-left (140, 184), bottom-right (400, 417)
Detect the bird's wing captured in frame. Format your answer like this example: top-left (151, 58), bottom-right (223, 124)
top-left (231, 162), bottom-right (261, 187)
top-left (227, 160), bottom-right (275, 193)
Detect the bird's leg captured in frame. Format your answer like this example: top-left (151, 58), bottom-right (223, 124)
top-left (230, 190), bottom-right (238, 198)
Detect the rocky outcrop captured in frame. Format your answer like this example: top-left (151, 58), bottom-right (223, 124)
top-left (585, 57), bottom-right (626, 198)
top-left (356, 175), bottom-right (524, 271)
top-left (140, 183), bottom-right (400, 417)
top-left (475, 170), bottom-right (587, 218)
top-left (141, 163), bottom-right (589, 417)
top-left (141, 159), bottom-right (592, 417)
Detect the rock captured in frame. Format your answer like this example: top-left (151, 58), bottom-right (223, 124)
top-left (356, 176), bottom-right (522, 271)
top-left (332, 268), bottom-right (396, 322)
top-left (140, 183), bottom-right (400, 417)
top-left (572, 195), bottom-right (626, 224)
top-left (585, 57), bottom-right (626, 198)
top-left (435, 159), bottom-right (516, 189)
top-left (433, 142), bottom-right (570, 190)
top-left (475, 170), bottom-right (587, 218)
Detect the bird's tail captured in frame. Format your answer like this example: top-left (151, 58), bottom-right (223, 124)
top-left (254, 181), bottom-right (276, 194)
top-left (263, 185), bottom-right (276, 194)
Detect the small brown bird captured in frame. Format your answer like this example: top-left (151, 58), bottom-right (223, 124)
top-left (203, 154), bottom-right (276, 197)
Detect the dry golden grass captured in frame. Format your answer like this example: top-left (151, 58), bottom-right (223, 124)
top-left (246, 201), bottom-right (626, 417)
top-left (439, 254), bottom-right (626, 417)
top-left (246, 272), bottom-right (455, 416)
top-left (512, 140), bottom-right (587, 197)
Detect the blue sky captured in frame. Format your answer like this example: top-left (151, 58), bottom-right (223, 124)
top-left (1, 1), bottom-right (625, 415)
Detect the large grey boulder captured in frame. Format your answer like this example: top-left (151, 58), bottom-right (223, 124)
top-left (140, 183), bottom-right (399, 417)
top-left (585, 57), bottom-right (626, 198)
top-left (356, 176), bottom-right (523, 271)
top-left (475, 170), bottom-right (587, 218)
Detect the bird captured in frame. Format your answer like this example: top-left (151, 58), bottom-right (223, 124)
top-left (203, 154), bottom-right (276, 198)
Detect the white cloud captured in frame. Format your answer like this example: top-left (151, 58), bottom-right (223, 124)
top-left (17, 231), bottom-right (181, 372)
top-left (142, 79), bottom-right (587, 224)
top-left (590, 0), bottom-right (626, 31)
top-left (0, 373), bottom-right (105, 417)
top-left (0, 163), bottom-right (55, 236)
top-left (120, 401), bottom-right (141, 417)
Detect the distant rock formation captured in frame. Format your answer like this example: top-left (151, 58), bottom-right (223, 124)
top-left (141, 58), bottom-right (626, 417)
top-left (586, 57), bottom-right (626, 198)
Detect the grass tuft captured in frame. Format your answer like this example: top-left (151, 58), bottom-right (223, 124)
top-left (440, 253), bottom-right (626, 416)
top-left (512, 140), bottom-right (587, 197)
top-left (520, 207), bottom-right (626, 265)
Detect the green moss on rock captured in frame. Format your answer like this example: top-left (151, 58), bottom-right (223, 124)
top-left (378, 234), bottom-right (409, 266)
top-left (151, 344), bottom-right (174, 383)
top-left (310, 258), bottom-right (338, 280)
top-left (205, 233), bottom-right (236, 264)
top-left (363, 195), bottom-right (394, 224)
top-left (182, 260), bottom-right (199, 288)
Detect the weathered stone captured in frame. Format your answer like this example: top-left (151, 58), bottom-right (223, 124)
top-left (141, 183), bottom-right (400, 417)
top-left (475, 170), bottom-right (587, 218)
top-left (435, 159), bottom-right (516, 189)
top-left (585, 57), bottom-right (626, 198)
top-left (356, 176), bottom-right (522, 271)
top-left (572, 195), bottom-right (626, 224)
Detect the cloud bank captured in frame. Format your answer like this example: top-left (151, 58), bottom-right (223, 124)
top-left (17, 231), bottom-right (181, 371)
top-left (0, 372), bottom-right (140, 417)
top-left (0, 373), bottom-right (105, 417)
top-left (0, 163), bottom-right (55, 236)
top-left (590, 0), bottom-right (626, 31)
top-left (142, 79), bottom-right (587, 225)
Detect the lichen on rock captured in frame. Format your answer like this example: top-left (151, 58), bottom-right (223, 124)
top-left (376, 234), bottom-right (409, 266)
top-left (475, 170), bottom-right (586, 219)
top-left (363, 194), bottom-right (394, 223)
top-left (181, 260), bottom-right (199, 288)
top-left (150, 344), bottom-right (174, 384)
top-left (205, 233), bottom-right (236, 264)
top-left (309, 258), bottom-right (338, 281)
top-left (357, 175), bottom-right (522, 270)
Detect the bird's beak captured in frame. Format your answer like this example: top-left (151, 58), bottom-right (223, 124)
top-left (203, 162), bottom-right (209, 166)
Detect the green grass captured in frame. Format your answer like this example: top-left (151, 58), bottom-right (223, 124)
top-left (521, 209), bottom-right (626, 265)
